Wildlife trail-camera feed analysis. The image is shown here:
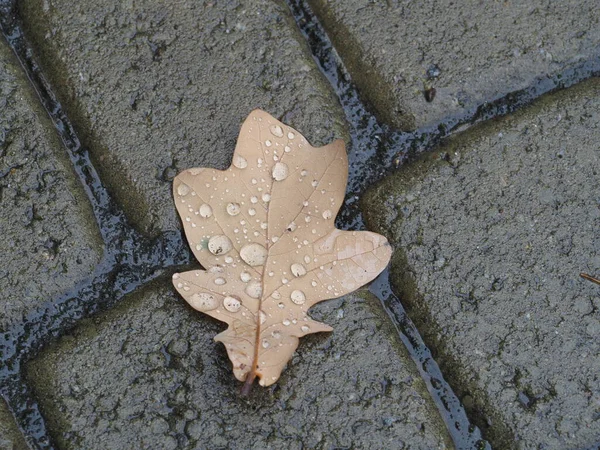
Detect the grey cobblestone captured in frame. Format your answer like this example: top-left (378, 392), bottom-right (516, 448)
top-left (20, 0), bottom-right (348, 236)
top-left (27, 283), bottom-right (451, 449)
top-left (363, 79), bottom-right (600, 448)
top-left (0, 38), bottom-right (102, 332)
top-left (0, 398), bottom-right (28, 450)
top-left (309, 0), bottom-right (600, 131)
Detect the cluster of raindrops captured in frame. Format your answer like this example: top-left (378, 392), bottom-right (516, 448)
top-left (173, 114), bottom-right (354, 349)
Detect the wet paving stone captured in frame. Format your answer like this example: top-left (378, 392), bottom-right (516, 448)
top-left (26, 282), bottom-right (452, 449)
top-left (19, 0), bottom-right (348, 236)
top-left (363, 79), bottom-right (600, 448)
top-left (0, 398), bottom-right (28, 450)
top-left (308, 0), bottom-right (600, 131)
top-left (0, 38), bottom-right (102, 332)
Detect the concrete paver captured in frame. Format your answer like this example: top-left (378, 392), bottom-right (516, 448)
top-left (309, 0), bottom-right (600, 131)
top-left (0, 398), bottom-right (28, 450)
top-left (26, 283), bottom-right (452, 449)
top-left (363, 79), bottom-right (600, 448)
top-left (0, 39), bottom-right (102, 332)
top-left (20, 0), bottom-right (348, 236)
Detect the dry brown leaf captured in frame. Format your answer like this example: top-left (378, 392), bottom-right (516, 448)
top-left (172, 109), bottom-right (391, 392)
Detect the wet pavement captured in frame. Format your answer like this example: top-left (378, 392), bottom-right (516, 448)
top-left (363, 79), bottom-right (600, 449)
top-left (1, 0), bottom-right (599, 449)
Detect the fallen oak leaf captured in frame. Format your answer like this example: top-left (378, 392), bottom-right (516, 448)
top-left (172, 109), bottom-right (392, 393)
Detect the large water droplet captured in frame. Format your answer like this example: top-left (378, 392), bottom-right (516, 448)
top-left (271, 330), bottom-right (281, 339)
top-left (199, 204), bottom-right (212, 218)
top-left (227, 202), bottom-right (241, 216)
top-left (262, 339), bottom-right (271, 349)
top-left (240, 243), bottom-right (268, 266)
top-left (283, 319), bottom-right (291, 326)
top-left (301, 325), bottom-right (310, 333)
top-left (322, 210), bottom-right (332, 220)
top-left (272, 162), bottom-right (289, 181)
top-left (288, 132), bottom-right (295, 139)
top-left (245, 281), bottom-right (262, 299)
top-left (233, 155), bottom-right (248, 169)
top-left (177, 184), bottom-right (190, 196)
top-left (240, 271), bottom-right (252, 282)
top-left (259, 310), bottom-right (267, 324)
top-left (189, 293), bottom-right (218, 311)
top-left (214, 277), bottom-right (226, 285)
top-left (291, 290), bottom-right (306, 305)
top-left (208, 235), bottom-right (233, 255)
top-left (291, 263), bottom-right (307, 277)
top-left (223, 296), bottom-right (241, 312)
top-left (248, 208), bottom-right (256, 216)
top-left (262, 193), bottom-right (271, 202)
top-left (270, 125), bottom-right (284, 137)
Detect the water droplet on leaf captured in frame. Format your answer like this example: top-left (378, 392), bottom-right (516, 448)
top-left (240, 243), bottom-right (268, 266)
top-left (245, 281), bottom-right (262, 299)
top-left (233, 155), bottom-right (248, 169)
top-left (291, 290), bottom-right (306, 305)
top-left (208, 235), bottom-right (233, 255)
top-left (272, 162), bottom-right (289, 181)
top-left (177, 184), bottom-right (190, 196)
top-left (189, 293), bottom-right (218, 311)
top-left (291, 263), bottom-right (307, 277)
top-left (270, 125), bottom-right (284, 137)
top-left (227, 202), bottom-right (241, 216)
top-left (199, 204), bottom-right (213, 218)
top-left (223, 296), bottom-right (241, 312)
top-left (240, 271), bottom-right (252, 282)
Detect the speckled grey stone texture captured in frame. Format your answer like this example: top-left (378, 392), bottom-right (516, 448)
top-left (26, 283), bottom-right (452, 449)
top-left (308, 0), bottom-right (600, 131)
top-left (362, 79), bottom-right (600, 449)
top-left (19, 0), bottom-right (348, 236)
top-left (0, 39), bottom-right (102, 332)
top-left (0, 398), bottom-right (28, 450)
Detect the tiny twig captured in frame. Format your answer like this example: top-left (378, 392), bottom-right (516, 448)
top-left (580, 273), bottom-right (600, 286)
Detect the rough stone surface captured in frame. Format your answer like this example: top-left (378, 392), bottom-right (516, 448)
top-left (308, 0), bottom-right (600, 131)
top-left (362, 79), bottom-right (600, 449)
top-left (26, 283), bottom-right (451, 449)
top-left (0, 398), bottom-right (28, 450)
top-left (19, 0), bottom-right (348, 236)
top-left (0, 39), bottom-right (102, 332)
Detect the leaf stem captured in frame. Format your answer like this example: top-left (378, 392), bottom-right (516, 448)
top-left (240, 372), bottom-right (256, 396)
